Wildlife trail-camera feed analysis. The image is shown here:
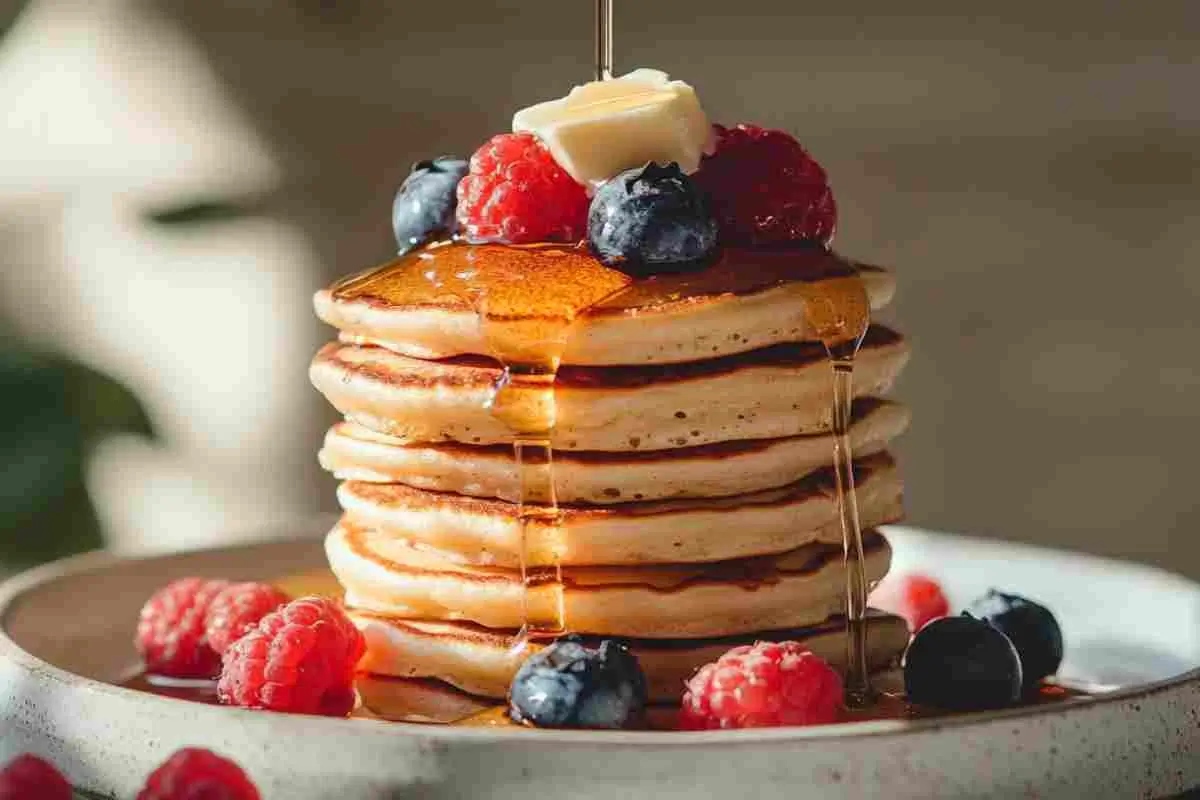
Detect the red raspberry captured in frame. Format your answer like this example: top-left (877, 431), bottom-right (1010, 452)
top-left (218, 596), bottom-right (364, 716)
top-left (0, 754), bottom-right (72, 800)
top-left (204, 582), bottom-right (291, 656)
top-left (137, 748), bottom-right (259, 800)
top-left (693, 123), bottom-right (837, 246)
top-left (679, 641), bottom-right (843, 729)
top-left (868, 573), bottom-right (950, 633)
top-left (137, 577), bottom-right (231, 678)
top-left (455, 132), bottom-right (588, 244)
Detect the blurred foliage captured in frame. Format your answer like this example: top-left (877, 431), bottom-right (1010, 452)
top-left (0, 0), bottom-right (25, 38)
top-left (144, 199), bottom-right (253, 226)
top-left (0, 338), bottom-right (153, 568)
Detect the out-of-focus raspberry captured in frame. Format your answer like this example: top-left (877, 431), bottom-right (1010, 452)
top-left (136, 577), bottom-right (231, 678)
top-left (204, 582), bottom-right (291, 656)
top-left (693, 123), bottom-right (836, 246)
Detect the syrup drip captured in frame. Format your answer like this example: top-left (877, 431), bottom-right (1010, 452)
top-left (796, 271), bottom-right (873, 706)
top-left (333, 243), bottom-right (631, 649)
top-left (332, 242), bottom-right (875, 675)
top-left (829, 353), bottom-right (872, 705)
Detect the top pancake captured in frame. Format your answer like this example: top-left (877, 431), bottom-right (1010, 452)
top-left (310, 325), bottom-right (909, 451)
top-left (315, 242), bottom-right (895, 366)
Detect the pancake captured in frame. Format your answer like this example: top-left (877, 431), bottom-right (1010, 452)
top-left (336, 452), bottom-right (902, 567)
top-left (355, 675), bottom-right (692, 728)
top-left (321, 397), bottom-right (909, 504)
top-left (356, 672), bottom-right (909, 729)
top-left (326, 521), bottom-right (891, 637)
top-left (355, 675), bottom-right (495, 724)
top-left (350, 611), bottom-right (909, 703)
top-left (315, 243), bottom-right (896, 367)
top-left (309, 325), bottom-right (909, 451)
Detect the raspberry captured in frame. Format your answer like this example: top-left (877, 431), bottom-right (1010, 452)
top-left (204, 582), bottom-right (291, 656)
top-left (136, 577), bottom-right (231, 678)
top-left (217, 596), bottom-right (364, 716)
top-left (137, 748), bottom-right (259, 800)
top-left (0, 754), bottom-right (72, 800)
top-left (868, 573), bottom-right (950, 634)
top-left (693, 123), bottom-right (836, 246)
top-left (456, 132), bottom-right (588, 244)
top-left (679, 641), bottom-right (843, 729)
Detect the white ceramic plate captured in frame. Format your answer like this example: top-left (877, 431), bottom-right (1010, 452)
top-left (1, 524), bottom-right (1197, 799)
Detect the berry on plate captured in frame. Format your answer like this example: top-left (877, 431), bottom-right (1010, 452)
top-left (0, 754), bottom-right (72, 800)
top-left (204, 582), bottom-right (292, 656)
top-left (392, 156), bottom-right (468, 254)
top-left (587, 162), bottom-right (718, 274)
top-left (509, 635), bottom-right (647, 729)
top-left (217, 596), bottom-right (365, 716)
top-left (867, 573), bottom-right (950, 634)
top-left (968, 590), bottom-right (1064, 691)
top-left (904, 615), bottom-right (1022, 710)
top-left (456, 132), bottom-right (589, 244)
top-left (680, 641), bottom-right (843, 730)
top-left (137, 748), bottom-right (260, 800)
top-left (693, 123), bottom-right (836, 246)
top-left (136, 577), bottom-right (231, 678)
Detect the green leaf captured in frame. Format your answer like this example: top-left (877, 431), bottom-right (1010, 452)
top-left (74, 789), bottom-right (114, 800)
top-left (0, 1), bottom-right (29, 40)
top-left (144, 200), bottom-right (253, 226)
top-left (0, 347), bottom-right (154, 567)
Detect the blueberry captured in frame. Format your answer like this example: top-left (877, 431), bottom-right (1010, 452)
top-left (587, 162), bottom-right (718, 275)
top-left (968, 590), bottom-right (1063, 691)
top-left (391, 156), bottom-right (468, 254)
top-left (904, 615), bottom-right (1022, 710)
top-left (508, 635), bottom-right (647, 729)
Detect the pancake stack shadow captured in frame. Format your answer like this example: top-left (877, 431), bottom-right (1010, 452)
top-left (308, 244), bottom-right (914, 720)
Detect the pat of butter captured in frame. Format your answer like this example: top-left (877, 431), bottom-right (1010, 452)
top-left (513, 69), bottom-right (711, 187)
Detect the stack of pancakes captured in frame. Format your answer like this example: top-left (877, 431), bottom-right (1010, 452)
top-left (310, 243), bottom-right (912, 712)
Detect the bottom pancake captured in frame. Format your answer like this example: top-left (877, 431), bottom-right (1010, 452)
top-left (328, 522), bottom-right (892, 637)
top-left (349, 611), bottom-right (909, 704)
top-left (355, 675), bottom-right (495, 724)
top-left (354, 674), bottom-right (688, 729)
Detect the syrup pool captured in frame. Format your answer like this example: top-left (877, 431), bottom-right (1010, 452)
top-left (119, 667), bottom-right (1102, 730)
top-left (120, 558), bottom-right (1105, 729)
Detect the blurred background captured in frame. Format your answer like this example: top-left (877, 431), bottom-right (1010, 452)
top-left (1, 0), bottom-right (1197, 577)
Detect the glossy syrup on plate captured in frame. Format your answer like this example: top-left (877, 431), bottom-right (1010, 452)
top-left (120, 669), bottom-right (1102, 730)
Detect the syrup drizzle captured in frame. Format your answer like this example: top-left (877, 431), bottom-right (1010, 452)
top-left (797, 272), bottom-right (874, 706)
top-left (333, 242), bottom-right (874, 678)
top-left (333, 243), bottom-right (631, 649)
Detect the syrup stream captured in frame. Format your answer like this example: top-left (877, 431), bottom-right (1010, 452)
top-left (595, 0), bottom-right (613, 81)
top-left (488, 358), bottom-right (568, 648)
top-left (334, 243), bottom-right (632, 651)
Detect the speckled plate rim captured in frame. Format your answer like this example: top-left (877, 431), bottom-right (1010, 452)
top-left (1, 526), bottom-right (1197, 746)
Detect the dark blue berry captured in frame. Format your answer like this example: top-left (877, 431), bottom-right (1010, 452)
top-left (904, 615), bottom-right (1022, 710)
top-left (968, 590), bottom-right (1063, 691)
top-left (509, 635), bottom-right (647, 729)
top-left (392, 156), bottom-right (468, 254)
top-left (587, 162), bottom-right (718, 275)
